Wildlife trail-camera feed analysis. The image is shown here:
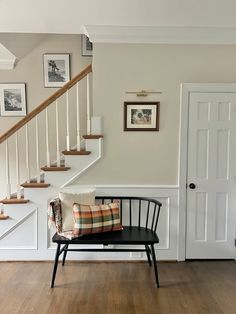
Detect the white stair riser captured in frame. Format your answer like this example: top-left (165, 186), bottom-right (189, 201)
top-left (85, 138), bottom-right (102, 152)
top-left (44, 139), bottom-right (102, 187)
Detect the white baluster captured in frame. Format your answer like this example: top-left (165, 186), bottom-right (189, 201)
top-left (76, 82), bottom-right (81, 151)
top-left (5, 140), bottom-right (11, 199)
top-left (35, 116), bottom-right (41, 183)
top-left (25, 124), bottom-right (30, 182)
top-left (15, 132), bottom-right (21, 199)
top-left (87, 74), bottom-right (91, 135)
top-left (66, 90), bottom-right (70, 151)
top-left (55, 100), bottom-right (60, 167)
top-left (45, 108), bottom-right (50, 167)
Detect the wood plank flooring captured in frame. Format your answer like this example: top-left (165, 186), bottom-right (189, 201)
top-left (0, 261), bottom-right (236, 314)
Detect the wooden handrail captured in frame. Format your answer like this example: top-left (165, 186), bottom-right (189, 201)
top-left (0, 64), bottom-right (92, 144)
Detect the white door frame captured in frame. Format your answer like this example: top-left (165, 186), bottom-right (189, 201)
top-left (178, 83), bottom-right (236, 261)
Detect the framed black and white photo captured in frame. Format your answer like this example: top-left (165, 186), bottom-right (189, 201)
top-left (81, 35), bottom-right (93, 56)
top-left (43, 53), bottom-right (70, 87)
top-left (0, 83), bottom-right (27, 117)
top-left (124, 102), bottom-right (160, 131)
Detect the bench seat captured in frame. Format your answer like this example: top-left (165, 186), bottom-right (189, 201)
top-left (53, 226), bottom-right (159, 245)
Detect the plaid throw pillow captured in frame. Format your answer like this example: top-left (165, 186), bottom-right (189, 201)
top-left (73, 203), bottom-right (123, 236)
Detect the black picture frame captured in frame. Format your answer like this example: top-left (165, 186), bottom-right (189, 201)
top-left (43, 53), bottom-right (71, 88)
top-left (124, 102), bottom-right (160, 131)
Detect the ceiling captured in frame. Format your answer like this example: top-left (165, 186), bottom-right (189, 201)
top-left (0, 0), bottom-right (236, 36)
top-left (1, 0), bottom-right (236, 68)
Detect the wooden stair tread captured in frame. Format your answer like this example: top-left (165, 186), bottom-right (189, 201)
top-left (41, 166), bottom-right (71, 172)
top-left (83, 135), bottom-right (103, 139)
top-left (0, 214), bottom-right (9, 220)
top-left (0, 198), bottom-right (29, 204)
top-left (62, 150), bottom-right (91, 155)
top-left (21, 182), bottom-right (50, 188)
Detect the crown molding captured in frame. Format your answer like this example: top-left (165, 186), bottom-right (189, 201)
top-left (0, 43), bottom-right (16, 69)
top-left (0, 59), bottom-right (16, 70)
top-left (85, 25), bottom-right (236, 44)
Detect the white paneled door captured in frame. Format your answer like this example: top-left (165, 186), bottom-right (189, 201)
top-left (186, 92), bottom-right (236, 259)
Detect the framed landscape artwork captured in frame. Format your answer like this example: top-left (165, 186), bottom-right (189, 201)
top-left (81, 35), bottom-right (93, 56)
top-left (0, 83), bottom-right (27, 116)
top-left (43, 53), bottom-right (70, 87)
top-left (124, 102), bottom-right (160, 131)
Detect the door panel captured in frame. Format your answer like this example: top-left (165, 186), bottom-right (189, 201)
top-left (186, 92), bottom-right (236, 259)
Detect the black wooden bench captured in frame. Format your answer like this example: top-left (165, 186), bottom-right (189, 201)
top-left (51, 196), bottom-right (162, 288)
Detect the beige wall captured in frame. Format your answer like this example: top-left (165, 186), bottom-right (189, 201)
top-left (0, 34), bottom-right (91, 134)
top-left (0, 34), bottom-right (91, 199)
top-left (77, 43), bottom-right (236, 185)
top-left (2, 40), bottom-right (236, 188)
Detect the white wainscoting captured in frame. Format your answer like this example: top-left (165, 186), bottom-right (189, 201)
top-left (0, 185), bottom-right (179, 260)
top-left (92, 185), bottom-right (179, 260)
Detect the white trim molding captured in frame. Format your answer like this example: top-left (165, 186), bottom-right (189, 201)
top-left (0, 43), bottom-right (16, 69)
top-left (0, 208), bottom-right (38, 250)
top-left (85, 25), bottom-right (236, 44)
top-left (179, 83), bottom-right (236, 261)
top-left (0, 59), bottom-right (16, 70)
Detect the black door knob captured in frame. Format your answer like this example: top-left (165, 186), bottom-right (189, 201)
top-left (189, 183), bottom-right (196, 189)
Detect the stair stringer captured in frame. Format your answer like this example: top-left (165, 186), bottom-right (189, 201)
top-left (44, 138), bottom-right (102, 188)
top-left (62, 138), bottom-right (102, 187)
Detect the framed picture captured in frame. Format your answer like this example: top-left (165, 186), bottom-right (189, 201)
top-left (0, 83), bottom-right (27, 117)
top-left (43, 53), bottom-right (70, 87)
top-left (81, 35), bottom-right (93, 56)
top-left (124, 102), bottom-right (160, 131)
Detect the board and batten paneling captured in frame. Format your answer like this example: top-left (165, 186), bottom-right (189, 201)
top-left (0, 185), bottom-right (179, 260)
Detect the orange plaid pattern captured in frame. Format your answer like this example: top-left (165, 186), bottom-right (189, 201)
top-left (73, 203), bottom-right (123, 236)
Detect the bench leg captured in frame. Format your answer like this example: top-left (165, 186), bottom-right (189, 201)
top-left (150, 244), bottom-right (159, 288)
top-left (145, 245), bottom-right (152, 266)
top-left (62, 244), bottom-right (68, 266)
top-left (51, 243), bottom-right (61, 288)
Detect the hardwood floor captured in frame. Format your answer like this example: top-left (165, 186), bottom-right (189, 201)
top-left (0, 261), bottom-right (236, 314)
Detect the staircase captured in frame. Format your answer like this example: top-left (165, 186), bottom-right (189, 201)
top-left (0, 64), bottom-right (103, 259)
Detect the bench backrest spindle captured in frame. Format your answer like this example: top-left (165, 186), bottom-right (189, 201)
top-left (95, 196), bottom-right (162, 233)
top-left (129, 199), bottom-right (132, 228)
top-left (151, 204), bottom-right (157, 231)
top-left (154, 204), bottom-right (161, 233)
top-left (120, 199), bottom-right (123, 225)
top-left (138, 200), bottom-right (141, 228)
top-left (145, 201), bottom-right (150, 229)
